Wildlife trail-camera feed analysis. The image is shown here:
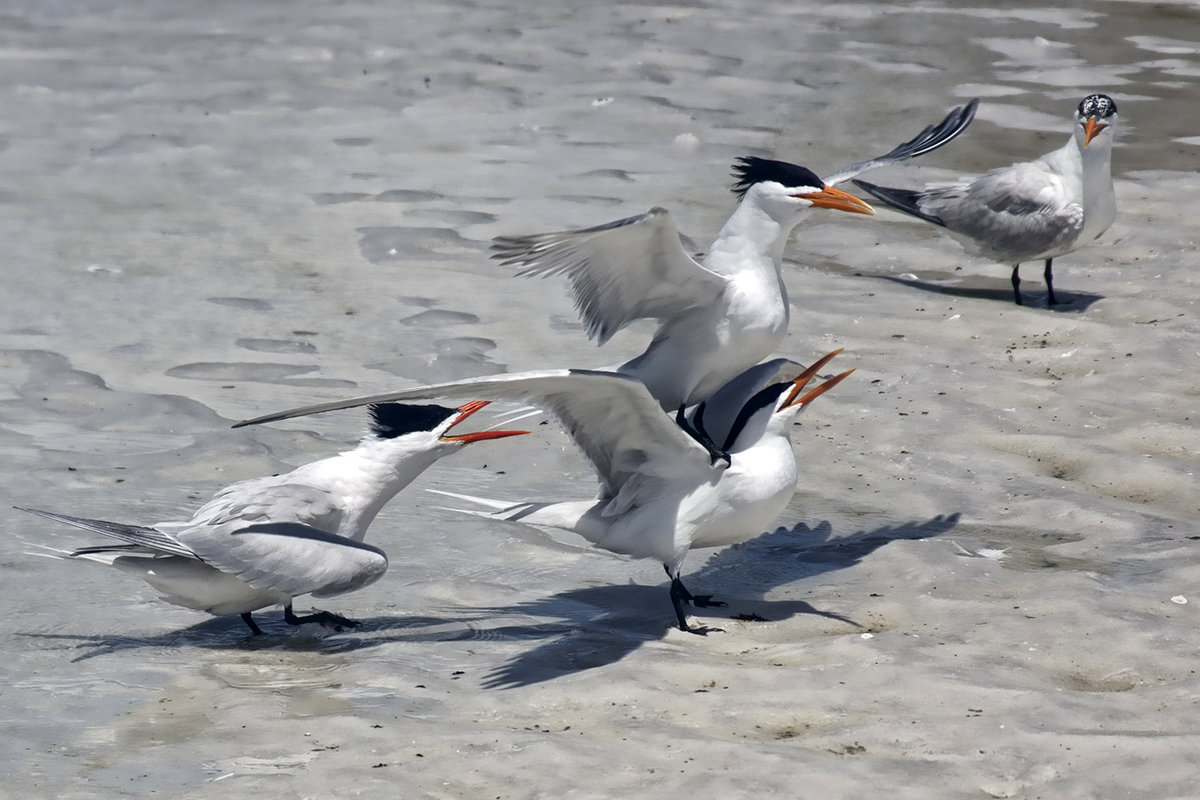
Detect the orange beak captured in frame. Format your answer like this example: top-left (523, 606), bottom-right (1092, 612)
top-left (1082, 117), bottom-right (1107, 147)
top-left (440, 400), bottom-right (530, 444)
top-left (781, 348), bottom-right (856, 409)
top-left (797, 185), bottom-right (875, 216)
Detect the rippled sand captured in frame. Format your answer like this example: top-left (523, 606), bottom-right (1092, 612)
top-left (3, 1), bottom-right (1199, 797)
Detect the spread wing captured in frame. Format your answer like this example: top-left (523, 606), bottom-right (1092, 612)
top-left (492, 208), bottom-right (727, 345)
top-left (233, 369), bottom-right (720, 503)
top-left (822, 99), bottom-right (978, 187)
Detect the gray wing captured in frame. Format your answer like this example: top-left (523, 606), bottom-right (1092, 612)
top-left (182, 478), bottom-right (345, 535)
top-left (16, 506), bottom-right (382, 598)
top-left (233, 369), bottom-right (718, 500)
top-left (492, 208), bottom-right (727, 345)
top-left (184, 521), bottom-right (388, 599)
top-left (17, 506), bottom-right (385, 599)
top-left (822, 99), bottom-right (979, 187)
top-left (919, 161), bottom-right (1085, 257)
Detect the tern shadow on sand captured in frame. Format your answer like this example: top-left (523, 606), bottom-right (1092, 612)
top-left (866, 273), bottom-right (1103, 311)
top-left (459, 512), bottom-right (961, 688)
top-left (19, 514), bottom-right (960, 682)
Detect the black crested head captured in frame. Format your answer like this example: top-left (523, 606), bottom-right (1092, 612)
top-left (368, 403), bottom-right (457, 439)
top-left (720, 381), bottom-right (791, 451)
top-left (1079, 94), bottom-right (1117, 119)
top-left (731, 157), bottom-right (824, 198)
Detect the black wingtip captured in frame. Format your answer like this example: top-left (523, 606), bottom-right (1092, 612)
top-left (232, 408), bottom-right (313, 428)
top-left (874, 98), bottom-right (980, 164)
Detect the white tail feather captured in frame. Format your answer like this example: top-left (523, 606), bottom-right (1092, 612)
top-left (426, 488), bottom-right (518, 511)
top-left (25, 543), bottom-right (73, 559)
top-left (428, 489), bottom-right (597, 536)
top-left (24, 543), bottom-right (123, 566)
top-left (433, 505), bottom-right (503, 520)
top-left (484, 406), bottom-right (543, 428)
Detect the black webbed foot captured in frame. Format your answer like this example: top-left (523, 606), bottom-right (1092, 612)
top-left (284, 604), bottom-right (361, 632)
top-left (667, 570), bottom-right (727, 634)
top-left (681, 623), bottom-right (724, 636)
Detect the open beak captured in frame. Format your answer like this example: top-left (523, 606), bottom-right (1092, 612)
top-left (440, 400), bottom-right (530, 444)
top-left (782, 348), bottom-right (855, 409)
top-left (1082, 117), bottom-right (1107, 147)
top-left (797, 185), bottom-right (875, 216)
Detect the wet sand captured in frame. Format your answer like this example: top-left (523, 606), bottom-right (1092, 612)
top-left (2, 1), bottom-right (1199, 797)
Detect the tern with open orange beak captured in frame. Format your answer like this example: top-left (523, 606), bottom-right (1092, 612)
top-left (233, 351), bottom-right (853, 634)
top-left (19, 401), bottom-right (527, 635)
top-left (854, 94), bottom-right (1118, 307)
top-left (491, 100), bottom-right (975, 412)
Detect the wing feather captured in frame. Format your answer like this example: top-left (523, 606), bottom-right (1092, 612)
top-left (920, 162), bottom-right (1084, 257)
top-left (15, 506), bottom-right (195, 558)
top-left (822, 99), bottom-right (978, 186)
top-left (182, 480), bottom-right (344, 534)
top-left (492, 208), bottom-right (726, 344)
top-left (234, 369), bottom-right (718, 502)
top-left (185, 522), bottom-right (388, 599)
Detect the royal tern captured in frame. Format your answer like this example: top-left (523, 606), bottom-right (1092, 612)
top-left (853, 94), bottom-right (1118, 306)
top-left (233, 350), bottom-right (854, 634)
top-left (492, 100), bottom-right (976, 410)
top-left (19, 402), bottom-right (527, 635)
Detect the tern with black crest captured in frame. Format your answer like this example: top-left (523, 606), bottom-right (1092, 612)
top-left (492, 100), bottom-right (976, 410)
top-left (19, 402), bottom-right (527, 635)
top-left (233, 350), bottom-right (854, 634)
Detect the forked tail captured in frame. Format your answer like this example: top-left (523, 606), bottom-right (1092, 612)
top-left (14, 506), bottom-right (194, 558)
top-left (426, 490), bottom-right (594, 530)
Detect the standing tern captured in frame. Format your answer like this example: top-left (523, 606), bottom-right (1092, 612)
top-left (491, 99), bottom-right (976, 411)
top-left (233, 350), bottom-right (854, 634)
top-left (19, 402), bottom-right (528, 635)
top-left (853, 94), bottom-right (1118, 306)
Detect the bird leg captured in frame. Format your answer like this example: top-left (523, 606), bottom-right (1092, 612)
top-left (283, 604), bottom-right (361, 632)
top-left (240, 612), bottom-right (265, 635)
top-left (1010, 264), bottom-right (1023, 306)
top-left (665, 565), bottom-right (726, 635)
top-left (675, 404), bottom-right (731, 467)
top-left (1043, 258), bottom-right (1059, 306)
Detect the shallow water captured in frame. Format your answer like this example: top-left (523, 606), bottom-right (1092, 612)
top-left (3, 0), bottom-right (1199, 797)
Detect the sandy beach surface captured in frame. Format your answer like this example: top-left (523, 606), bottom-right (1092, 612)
top-left (2, 1), bottom-right (1198, 797)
